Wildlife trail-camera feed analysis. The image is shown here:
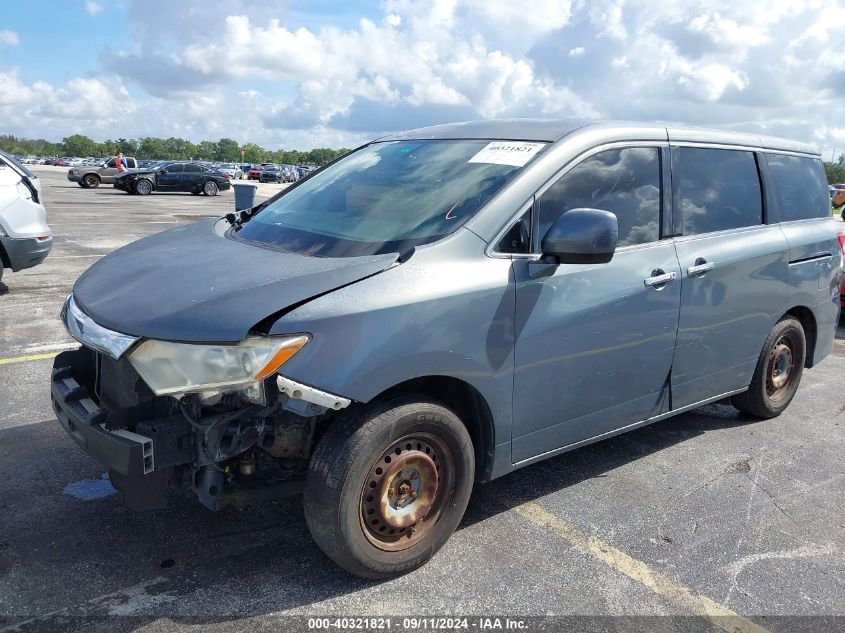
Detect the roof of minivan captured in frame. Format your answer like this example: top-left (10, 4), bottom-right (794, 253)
top-left (379, 119), bottom-right (819, 156)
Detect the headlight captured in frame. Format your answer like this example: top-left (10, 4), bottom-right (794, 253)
top-left (127, 335), bottom-right (309, 395)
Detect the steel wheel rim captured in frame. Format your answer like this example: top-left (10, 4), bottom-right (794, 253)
top-left (204, 182), bottom-right (217, 195)
top-left (766, 333), bottom-right (797, 400)
top-left (360, 433), bottom-right (454, 552)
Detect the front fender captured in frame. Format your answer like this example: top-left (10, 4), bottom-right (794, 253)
top-left (268, 232), bottom-right (516, 466)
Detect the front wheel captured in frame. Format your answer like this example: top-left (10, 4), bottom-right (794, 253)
top-left (83, 174), bottom-right (100, 188)
top-left (732, 316), bottom-right (806, 418)
top-left (203, 181), bottom-right (219, 196)
top-left (134, 179), bottom-right (153, 196)
top-left (304, 397), bottom-right (474, 580)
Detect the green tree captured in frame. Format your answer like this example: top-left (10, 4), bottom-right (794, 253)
top-left (195, 140), bottom-right (216, 161)
top-left (240, 143), bottom-right (265, 163)
top-left (0, 132), bottom-right (350, 165)
top-left (824, 154), bottom-right (845, 184)
top-left (214, 137), bottom-right (240, 162)
top-left (62, 134), bottom-right (97, 157)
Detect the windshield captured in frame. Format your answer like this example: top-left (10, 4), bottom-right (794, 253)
top-left (235, 139), bottom-right (542, 257)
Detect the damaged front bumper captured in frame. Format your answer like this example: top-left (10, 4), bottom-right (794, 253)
top-left (51, 347), bottom-right (345, 512)
top-left (53, 363), bottom-right (155, 477)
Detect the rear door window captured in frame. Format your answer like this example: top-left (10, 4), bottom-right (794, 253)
top-left (537, 147), bottom-right (662, 248)
top-left (676, 147), bottom-right (763, 235)
top-left (764, 154), bottom-right (829, 221)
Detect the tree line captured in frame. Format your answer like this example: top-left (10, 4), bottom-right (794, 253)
top-left (0, 133), bottom-right (351, 166)
top-left (824, 155), bottom-right (845, 184)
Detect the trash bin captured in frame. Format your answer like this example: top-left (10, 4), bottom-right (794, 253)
top-left (232, 182), bottom-right (258, 211)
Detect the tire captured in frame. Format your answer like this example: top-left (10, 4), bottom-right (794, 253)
top-left (203, 181), bottom-right (219, 196)
top-left (83, 174), bottom-right (100, 188)
top-left (304, 397), bottom-right (474, 580)
top-left (78, 182), bottom-right (87, 188)
top-left (732, 316), bottom-right (806, 419)
top-left (134, 179), bottom-right (153, 196)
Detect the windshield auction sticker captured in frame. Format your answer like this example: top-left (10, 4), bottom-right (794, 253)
top-left (468, 141), bottom-right (546, 167)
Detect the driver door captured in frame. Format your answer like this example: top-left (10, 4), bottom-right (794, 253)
top-left (156, 164), bottom-right (182, 191)
top-left (511, 145), bottom-right (682, 463)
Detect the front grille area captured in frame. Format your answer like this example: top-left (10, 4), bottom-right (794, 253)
top-left (96, 353), bottom-right (153, 410)
top-left (91, 352), bottom-right (172, 430)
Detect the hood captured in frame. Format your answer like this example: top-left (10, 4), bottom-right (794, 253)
top-left (72, 219), bottom-right (398, 342)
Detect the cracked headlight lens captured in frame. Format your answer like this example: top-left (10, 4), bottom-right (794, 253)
top-left (127, 335), bottom-right (309, 395)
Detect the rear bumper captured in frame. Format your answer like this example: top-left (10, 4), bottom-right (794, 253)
top-left (0, 234), bottom-right (52, 271)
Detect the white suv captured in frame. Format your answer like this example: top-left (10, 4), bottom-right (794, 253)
top-left (0, 149), bottom-right (52, 283)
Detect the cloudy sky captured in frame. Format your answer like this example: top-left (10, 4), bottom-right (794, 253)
top-left (1, 0), bottom-right (844, 155)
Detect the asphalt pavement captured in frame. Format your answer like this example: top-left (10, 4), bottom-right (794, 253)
top-left (0, 166), bottom-right (843, 632)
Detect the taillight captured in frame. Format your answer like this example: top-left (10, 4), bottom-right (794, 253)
top-left (838, 232), bottom-right (845, 270)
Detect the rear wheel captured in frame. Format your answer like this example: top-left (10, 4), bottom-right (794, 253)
top-left (203, 181), bottom-right (219, 196)
top-left (134, 179), bottom-right (153, 196)
top-left (304, 397), bottom-right (474, 579)
top-left (732, 316), bottom-right (806, 418)
top-left (83, 174), bottom-right (100, 188)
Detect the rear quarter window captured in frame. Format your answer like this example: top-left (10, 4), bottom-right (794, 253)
top-left (764, 154), bottom-right (829, 222)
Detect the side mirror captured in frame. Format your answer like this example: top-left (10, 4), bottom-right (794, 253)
top-left (541, 208), bottom-right (618, 264)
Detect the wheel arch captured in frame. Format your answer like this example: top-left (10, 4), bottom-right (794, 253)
top-left (364, 375), bottom-right (496, 483)
top-left (784, 305), bottom-right (817, 368)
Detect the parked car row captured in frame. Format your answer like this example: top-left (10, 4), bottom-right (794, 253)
top-left (246, 163), bottom-right (314, 182)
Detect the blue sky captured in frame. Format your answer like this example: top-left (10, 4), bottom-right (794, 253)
top-left (1, 0), bottom-right (844, 154)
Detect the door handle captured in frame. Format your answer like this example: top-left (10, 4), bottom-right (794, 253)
top-left (644, 270), bottom-right (677, 288)
top-left (687, 258), bottom-right (715, 278)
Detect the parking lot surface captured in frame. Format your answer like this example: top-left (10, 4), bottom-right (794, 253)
top-left (0, 167), bottom-right (843, 632)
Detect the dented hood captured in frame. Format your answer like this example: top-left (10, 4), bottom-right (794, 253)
top-left (72, 219), bottom-right (397, 342)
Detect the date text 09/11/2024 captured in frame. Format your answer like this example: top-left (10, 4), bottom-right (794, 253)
top-left (306, 617), bottom-right (528, 630)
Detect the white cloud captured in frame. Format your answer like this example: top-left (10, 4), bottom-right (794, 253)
top-left (85, 1), bottom-right (103, 16)
top-left (0, 30), bottom-right (19, 46)
top-left (1, 0), bottom-right (844, 157)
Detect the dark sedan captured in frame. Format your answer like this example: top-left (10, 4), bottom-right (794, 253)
top-left (258, 165), bottom-right (283, 183)
top-left (113, 162), bottom-right (231, 196)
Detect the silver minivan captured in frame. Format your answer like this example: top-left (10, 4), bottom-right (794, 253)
top-left (52, 120), bottom-right (842, 578)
